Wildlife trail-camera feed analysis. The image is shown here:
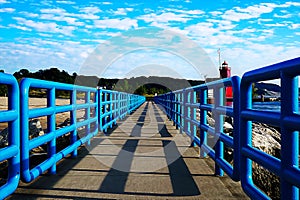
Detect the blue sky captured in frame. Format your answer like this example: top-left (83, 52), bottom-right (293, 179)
top-left (0, 0), bottom-right (299, 80)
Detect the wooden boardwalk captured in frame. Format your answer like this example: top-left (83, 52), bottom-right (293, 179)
top-left (9, 101), bottom-right (248, 199)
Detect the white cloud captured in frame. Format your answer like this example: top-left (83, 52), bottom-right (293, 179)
top-left (40, 8), bottom-right (66, 14)
top-left (102, 2), bottom-right (112, 5)
top-left (40, 14), bottom-right (84, 26)
top-left (290, 24), bottom-right (300, 29)
top-left (258, 18), bottom-right (273, 24)
top-left (184, 22), bottom-right (245, 46)
top-left (207, 44), bottom-right (300, 77)
top-left (8, 24), bottom-right (31, 31)
top-left (0, 8), bottom-right (15, 13)
top-left (284, 2), bottom-right (300, 7)
top-left (80, 52), bottom-right (89, 58)
top-left (264, 23), bottom-right (287, 27)
top-left (55, 52), bottom-right (66, 59)
top-left (222, 4), bottom-right (275, 22)
top-left (210, 11), bottom-right (222, 16)
top-left (13, 17), bottom-right (75, 36)
top-left (94, 18), bottom-right (138, 30)
top-left (166, 8), bottom-right (205, 15)
top-left (39, 8), bottom-right (88, 26)
top-left (139, 12), bottom-right (191, 24)
top-left (222, 2), bottom-right (300, 22)
top-left (80, 6), bottom-right (102, 14)
top-left (0, 0), bottom-right (9, 4)
top-left (113, 8), bottom-right (134, 15)
top-left (56, 0), bottom-right (75, 4)
top-left (19, 11), bottom-right (39, 18)
top-left (274, 13), bottom-right (292, 18)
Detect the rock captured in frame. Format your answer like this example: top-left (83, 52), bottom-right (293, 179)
top-left (207, 116), bottom-right (215, 127)
top-left (0, 128), bottom-right (8, 147)
top-left (29, 119), bottom-right (46, 154)
top-left (225, 116), bottom-right (233, 125)
top-left (251, 122), bottom-right (281, 199)
top-left (29, 119), bottom-right (45, 139)
top-left (223, 122), bottom-right (233, 133)
top-left (252, 122), bottom-right (281, 158)
top-left (57, 118), bottom-right (70, 129)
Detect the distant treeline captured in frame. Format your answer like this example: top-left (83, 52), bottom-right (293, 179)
top-left (0, 68), bottom-right (204, 97)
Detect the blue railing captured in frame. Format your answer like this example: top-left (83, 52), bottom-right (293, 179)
top-left (18, 78), bottom-right (145, 184)
top-left (99, 89), bottom-right (145, 132)
top-left (1, 57), bottom-right (300, 199)
top-left (240, 57), bottom-right (300, 199)
top-left (20, 78), bottom-right (99, 182)
top-left (155, 57), bottom-right (300, 200)
top-left (0, 77), bottom-right (145, 199)
top-left (154, 76), bottom-right (241, 181)
top-left (0, 73), bottom-right (20, 199)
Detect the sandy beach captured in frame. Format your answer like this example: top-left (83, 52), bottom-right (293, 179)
top-left (0, 97), bottom-right (88, 131)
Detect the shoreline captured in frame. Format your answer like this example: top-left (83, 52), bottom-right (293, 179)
top-left (0, 97), bottom-right (86, 131)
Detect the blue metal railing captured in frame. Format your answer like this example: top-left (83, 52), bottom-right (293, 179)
top-left (99, 89), bottom-right (146, 132)
top-left (19, 78), bottom-right (145, 184)
top-left (0, 73), bottom-right (20, 199)
top-left (154, 76), bottom-right (241, 181)
top-left (20, 78), bottom-right (99, 182)
top-left (155, 57), bottom-right (300, 199)
top-left (1, 58), bottom-right (300, 199)
top-left (240, 57), bottom-right (300, 199)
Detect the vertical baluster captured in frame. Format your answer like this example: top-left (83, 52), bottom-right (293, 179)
top-left (214, 86), bottom-right (224, 176)
top-left (47, 87), bottom-right (56, 174)
top-left (200, 88), bottom-right (207, 158)
top-left (71, 88), bottom-right (77, 158)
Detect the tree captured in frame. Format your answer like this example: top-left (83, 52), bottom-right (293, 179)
top-left (252, 83), bottom-right (258, 99)
top-left (0, 70), bottom-right (7, 96)
top-left (135, 85), bottom-right (147, 95)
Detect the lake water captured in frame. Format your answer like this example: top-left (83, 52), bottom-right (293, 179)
top-left (252, 101), bottom-right (300, 112)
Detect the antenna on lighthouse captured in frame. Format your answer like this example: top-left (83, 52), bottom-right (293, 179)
top-left (218, 48), bottom-right (221, 69)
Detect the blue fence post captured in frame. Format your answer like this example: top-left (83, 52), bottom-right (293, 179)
top-left (232, 76), bottom-right (241, 181)
top-left (170, 92), bottom-right (174, 122)
top-left (214, 86), bottom-right (224, 176)
top-left (85, 90), bottom-right (91, 146)
top-left (71, 88), bottom-right (77, 158)
top-left (98, 88), bottom-right (103, 132)
top-left (104, 91), bottom-right (108, 132)
top-left (20, 78), bottom-right (99, 183)
top-left (127, 94), bottom-right (130, 114)
top-left (176, 93), bottom-right (180, 129)
top-left (0, 73), bottom-right (20, 199)
top-left (183, 89), bottom-right (187, 134)
top-left (47, 87), bottom-right (56, 175)
top-left (280, 73), bottom-right (299, 199)
top-left (191, 90), bottom-right (197, 147)
top-left (109, 92), bottom-right (113, 128)
top-left (117, 92), bottom-right (120, 121)
top-left (200, 88), bottom-right (207, 158)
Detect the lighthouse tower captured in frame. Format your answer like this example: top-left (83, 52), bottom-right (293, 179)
top-left (219, 61), bottom-right (233, 99)
top-left (219, 60), bottom-right (231, 78)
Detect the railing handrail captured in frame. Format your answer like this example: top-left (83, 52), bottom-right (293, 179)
top-left (1, 57), bottom-right (300, 199)
top-left (155, 57), bottom-right (300, 200)
top-left (240, 57), bottom-right (300, 200)
top-left (0, 73), bottom-right (20, 199)
top-left (155, 76), bottom-right (241, 181)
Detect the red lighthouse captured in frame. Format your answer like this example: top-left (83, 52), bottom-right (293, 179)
top-left (219, 61), bottom-right (233, 99)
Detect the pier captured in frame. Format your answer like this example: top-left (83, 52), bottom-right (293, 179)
top-left (0, 57), bottom-right (300, 199)
top-left (8, 102), bottom-right (247, 199)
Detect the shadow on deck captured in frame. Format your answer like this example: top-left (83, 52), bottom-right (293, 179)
top-left (9, 101), bottom-right (248, 200)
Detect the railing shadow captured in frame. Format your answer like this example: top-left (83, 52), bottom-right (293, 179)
top-left (10, 101), bottom-right (201, 199)
top-left (153, 102), bottom-right (200, 196)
